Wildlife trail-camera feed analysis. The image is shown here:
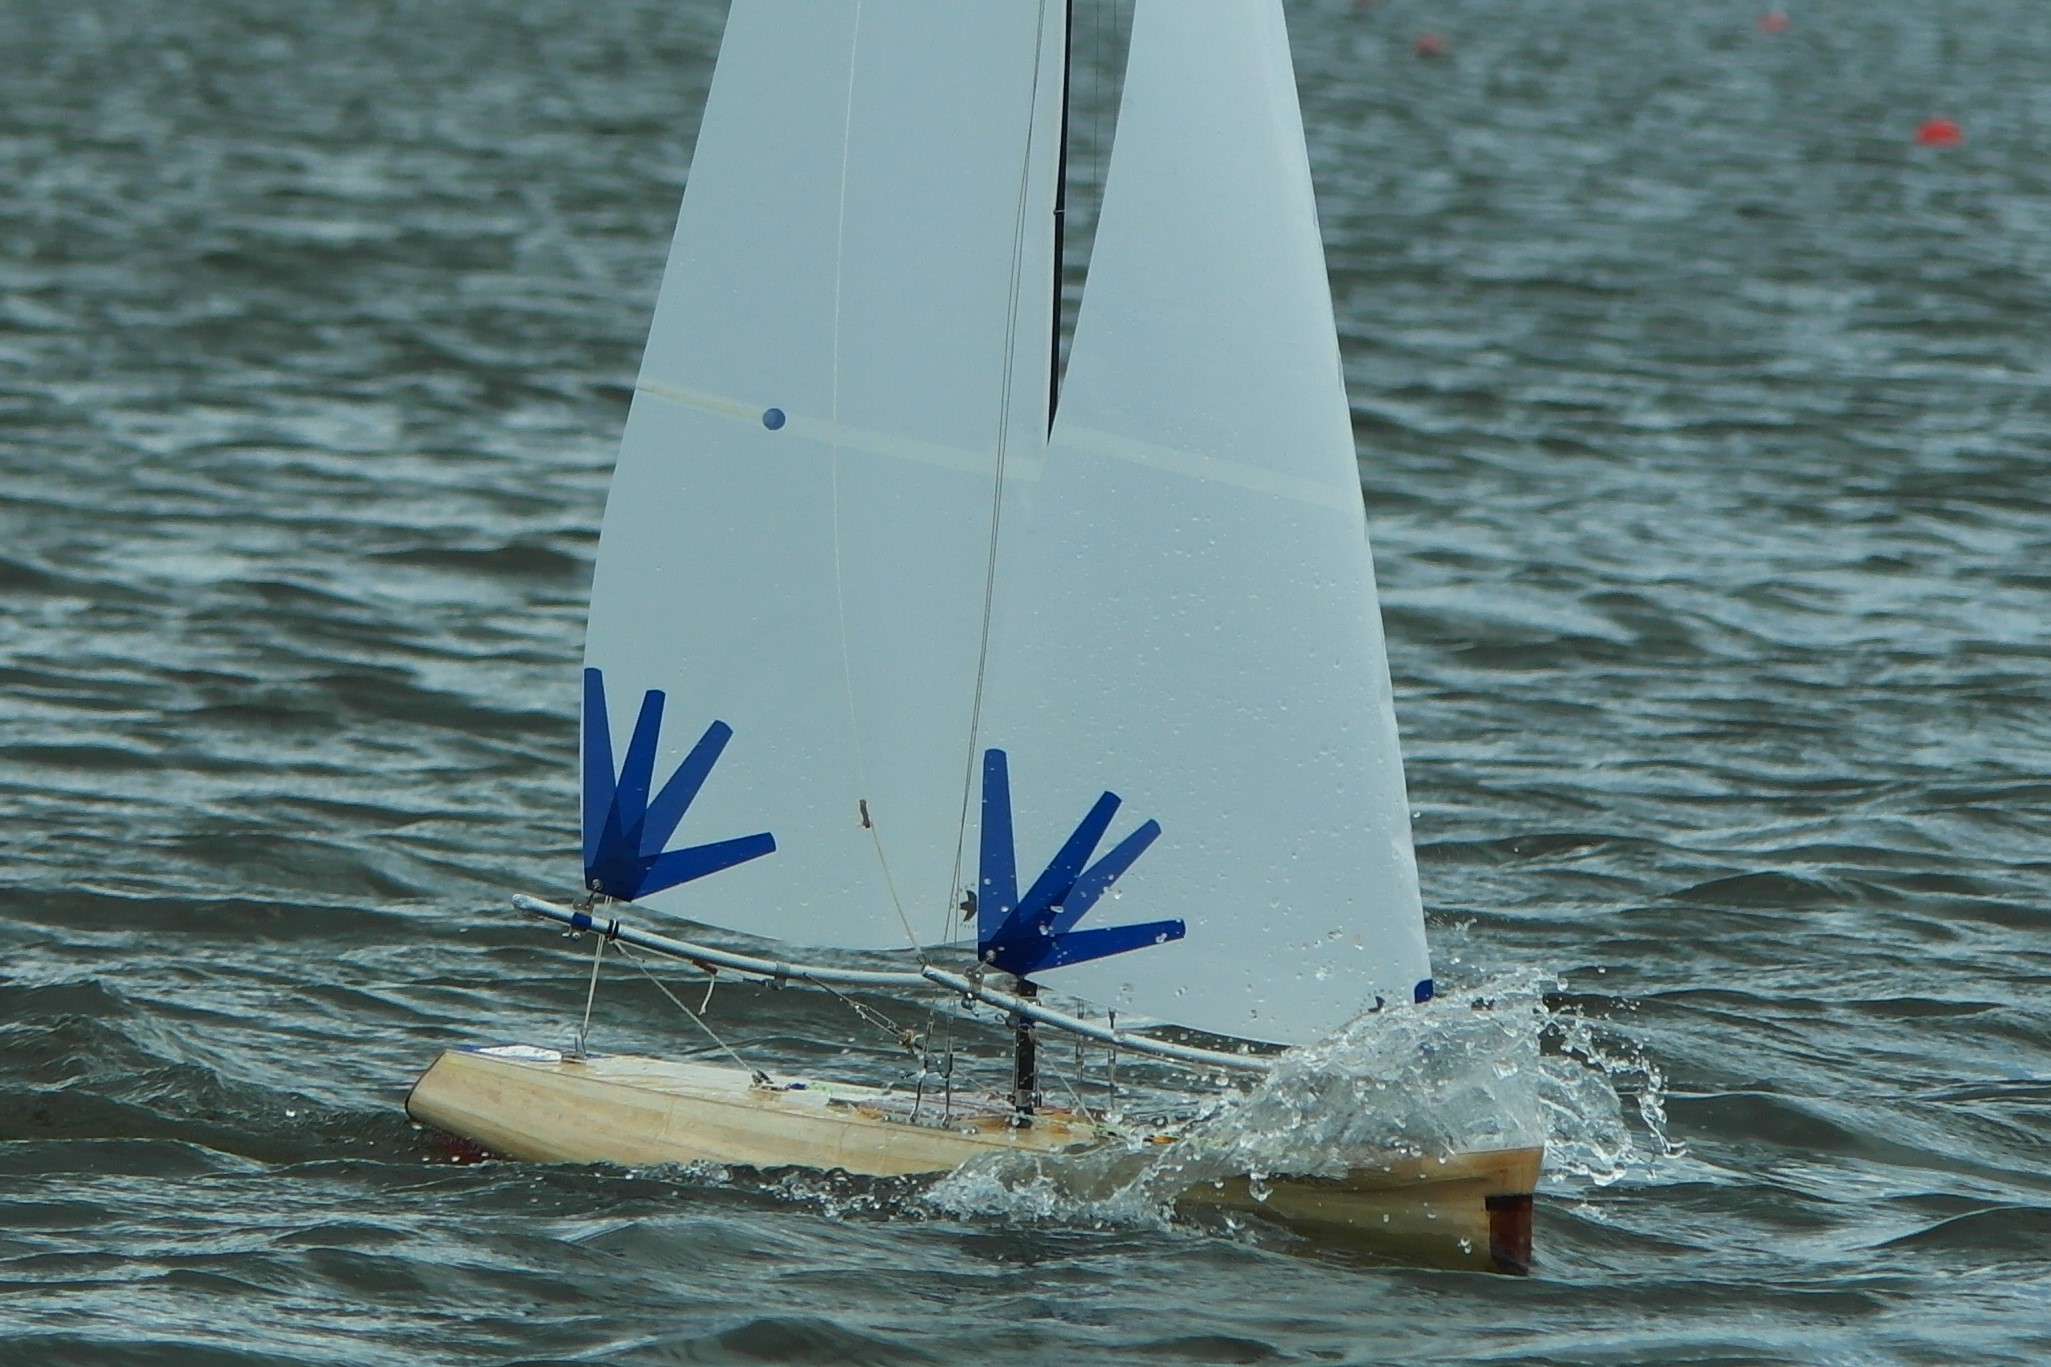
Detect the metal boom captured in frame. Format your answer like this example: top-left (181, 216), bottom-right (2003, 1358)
top-left (510, 894), bottom-right (1271, 1075)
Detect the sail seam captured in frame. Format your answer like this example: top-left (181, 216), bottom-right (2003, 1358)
top-left (1058, 423), bottom-right (1363, 514)
top-left (637, 381), bottom-right (1008, 479)
top-left (632, 382), bottom-right (755, 423)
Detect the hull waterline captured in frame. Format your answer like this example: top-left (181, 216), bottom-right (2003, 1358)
top-left (408, 1046), bottom-right (1542, 1273)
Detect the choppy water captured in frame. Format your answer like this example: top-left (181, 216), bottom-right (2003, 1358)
top-left (6, 0), bottom-right (2050, 1362)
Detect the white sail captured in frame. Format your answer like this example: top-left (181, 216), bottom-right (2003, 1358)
top-left (978, 0), bottom-right (1432, 1045)
top-left (583, 2), bottom-right (1065, 948)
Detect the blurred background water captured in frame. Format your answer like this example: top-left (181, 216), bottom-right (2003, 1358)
top-left (4, 0), bottom-right (2049, 1363)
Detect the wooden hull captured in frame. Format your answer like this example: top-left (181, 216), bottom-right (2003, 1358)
top-left (408, 1046), bottom-right (1542, 1272)
top-left (406, 1046), bottom-right (1101, 1174)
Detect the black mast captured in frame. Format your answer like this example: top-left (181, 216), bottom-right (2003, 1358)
top-left (1048, 0), bottom-right (1073, 431)
top-left (1008, 3), bottom-right (1073, 1127)
top-left (1010, 980), bottom-right (1041, 1121)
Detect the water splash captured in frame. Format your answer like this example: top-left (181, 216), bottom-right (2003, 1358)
top-left (926, 969), bottom-right (1671, 1227)
top-left (1539, 991), bottom-right (1679, 1187)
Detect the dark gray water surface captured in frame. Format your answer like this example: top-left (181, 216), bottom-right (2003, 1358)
top-left (6, 1), bottom-right (2050, 1363)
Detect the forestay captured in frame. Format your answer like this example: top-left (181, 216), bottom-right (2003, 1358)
top-left (977, 0), bottom-right (1432, 1045)
top-left (584, 2), bottom-right (1064, 947)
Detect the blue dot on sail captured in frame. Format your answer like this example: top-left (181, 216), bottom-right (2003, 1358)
top-left (1414, 978), bottom-right (1435, 1004)
top-left (761, 407), bottom-right (786, 430)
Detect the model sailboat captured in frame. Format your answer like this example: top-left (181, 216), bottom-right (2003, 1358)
top-left (408, 0), bottom-right (1543, 1271)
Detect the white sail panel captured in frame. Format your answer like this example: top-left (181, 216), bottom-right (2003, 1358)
top-left (979, 0), bottom-right (1431, 1044)
top-left (585, 2), bottom-right (1064, 947)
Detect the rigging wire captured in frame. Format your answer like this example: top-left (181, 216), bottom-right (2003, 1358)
top-left (1106, 1007), bottom-right (1119, 1112)
top-left (571, 906), bottom-right (924, 1080)
top-left (944, 0), bottom-right (1060, 950)
top-left (542, 894), bottom-right (1225, 1130)
top-left (1051, 1028), bottom-right (1093, 1118)
top-left (820, 2), bottom-right (927, 960)
top-left (804, 973), bottom-right (921, 1055)
top-left (573, 930), bottom-right (606, 1060)
top-left (612, 938), bottom-right (773, 1086)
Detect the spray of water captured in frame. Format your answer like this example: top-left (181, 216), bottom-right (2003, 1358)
top-left (926, 968), bottom-right (1673, 1227)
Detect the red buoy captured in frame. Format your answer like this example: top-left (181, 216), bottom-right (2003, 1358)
top-left (1915, 118), bottom-right (1963, 147)
top-left (1413, 31), bottom-right (1449, 58)
top-left (1759, 11), bottom-right (1790, 34)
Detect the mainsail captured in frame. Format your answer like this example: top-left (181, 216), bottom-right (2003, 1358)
top-left (584, 2), bottom-right (1064, 948)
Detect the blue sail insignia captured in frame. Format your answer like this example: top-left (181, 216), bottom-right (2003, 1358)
top-left (581, 668), bottom-right (775, 901)
top-left (976, 749), bottom-right (1184, 978)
